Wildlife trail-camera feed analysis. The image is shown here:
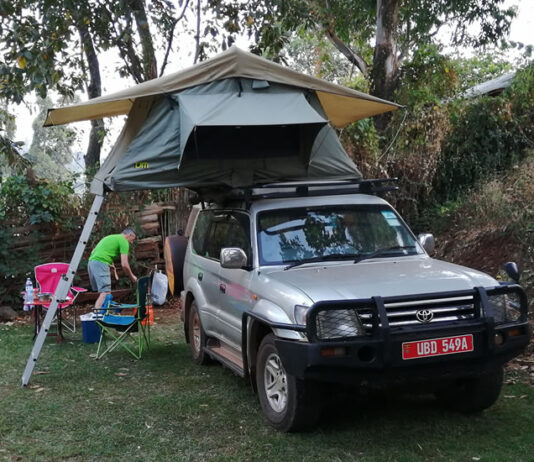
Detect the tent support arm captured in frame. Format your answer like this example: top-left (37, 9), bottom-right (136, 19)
top-left (21, 194), bottom-right (106, 387)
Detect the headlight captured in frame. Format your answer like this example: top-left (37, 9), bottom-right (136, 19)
top-left (294, 305), bottom-right (309, 326)
top-left (488, 294), bottom-right (522, 323)
top-left (316, 309), bottom-right (365, 340)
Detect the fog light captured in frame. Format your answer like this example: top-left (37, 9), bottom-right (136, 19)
top-left (316, 309), bottom-right (365, 339)
top-left (508, 327), bottom-right (524, 337)
top-left (321, 347), bottom-right (347, 357)
top-left (494, 332), bottom-right (505, 346)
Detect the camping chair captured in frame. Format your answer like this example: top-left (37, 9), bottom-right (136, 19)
top-left (34, 262), bottom-right (87, 340)
top-left (95, 276), bottom-right (151, 360)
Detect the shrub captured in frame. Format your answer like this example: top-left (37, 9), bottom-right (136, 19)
top-left (434, 96), bottom-right (527, 202)
top-left (0, 174), bottom-right (80, 305)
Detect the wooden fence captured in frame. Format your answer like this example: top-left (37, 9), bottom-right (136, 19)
top-left (3, 188), bottom-right (192, 297)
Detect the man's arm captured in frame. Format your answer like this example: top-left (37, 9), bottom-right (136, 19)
top-left (120, 254), bottom-right (137, 283)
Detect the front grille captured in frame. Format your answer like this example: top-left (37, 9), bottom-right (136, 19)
top-left (313, 296), bottom-right (476, 337)
top-left (358, 296), bottom-right (475, 331)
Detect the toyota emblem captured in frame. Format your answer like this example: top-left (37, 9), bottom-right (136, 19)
top-left (416, 309), bottom-right (434, 323)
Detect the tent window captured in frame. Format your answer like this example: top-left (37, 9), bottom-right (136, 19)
top-left (183, 123), bottom-right (323, 160)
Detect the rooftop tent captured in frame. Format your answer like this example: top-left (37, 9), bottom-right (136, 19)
top-left (107, 78), bottom-right (359, 190)
top-left (43, 46), bottom-right (401, 194)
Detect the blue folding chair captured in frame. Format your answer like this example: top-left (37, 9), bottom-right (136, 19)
top-left (95, 276), bottom-right (151, 360)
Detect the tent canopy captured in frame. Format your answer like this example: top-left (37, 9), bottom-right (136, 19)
top-left (43, 46), bottom-right (401, 194)
top-left (45, 46), bottom-right (399, 128)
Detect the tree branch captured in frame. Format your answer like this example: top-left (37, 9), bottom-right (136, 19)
top-left (116, 10), bottom-right (144, 83)
top-left (193, 0), bottom-right (201, 64)
top-left (304, 0), bottom-right (369, 76)
top-left (324, 28), bottom-right (368, 76)
top-left (160, 0), bottom-right (191, 76)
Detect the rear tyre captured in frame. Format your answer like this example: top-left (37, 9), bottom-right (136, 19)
top-left (435, 366), bottom-right (504, 413)
top-left (256, 334), bottom-right (321, 432)
top-left (188, 301), bottom-right (209, 365)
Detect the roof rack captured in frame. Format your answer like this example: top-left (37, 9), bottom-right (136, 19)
top-left (193, 178), bottom-right (398, 207)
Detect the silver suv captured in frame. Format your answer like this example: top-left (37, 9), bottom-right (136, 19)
top-left (180, 180), bottom-right (530, 431)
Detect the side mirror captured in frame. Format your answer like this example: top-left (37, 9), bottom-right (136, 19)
top-left (418, 233), bottom-right (435, 255)
top-left (220, 247), bottom-right (248, 269)
top-left (504, 261), bottom-right (520, 283)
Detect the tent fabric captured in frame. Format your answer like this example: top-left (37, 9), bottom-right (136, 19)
top-left (102, 78), bottom-right (360, 191)
top-left (45, 46), bottom-right (400, 129)
top-left (177, 91), bottom-right (326, 154)
top-left (176, 79), bottom-right (327, 156)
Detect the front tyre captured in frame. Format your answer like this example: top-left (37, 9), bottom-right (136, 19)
top-left (256, 334), bottom-right (320, 432)
top-left (435, 366), bottom-right (504, 413)
top-left (188, 301), bottom-right (209, 365)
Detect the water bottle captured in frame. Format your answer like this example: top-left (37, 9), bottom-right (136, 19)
top-left (24, 277), bottom-right (34, 311)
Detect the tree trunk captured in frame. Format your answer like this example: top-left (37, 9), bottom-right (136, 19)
top-left (77, 18), bottom-right (104, 175)
top-left (371, 0), bottom-right (400, 133)
top-left (84, 118), bottom-right (105, 176)
top-left (130, 0), bottom-right (158, 80)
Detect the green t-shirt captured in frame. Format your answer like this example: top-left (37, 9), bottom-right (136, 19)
top-left (89, 234), bottom-right (130, 265)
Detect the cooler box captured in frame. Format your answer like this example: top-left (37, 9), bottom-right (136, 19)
top-left (80, 313), bottom-right (101, 343)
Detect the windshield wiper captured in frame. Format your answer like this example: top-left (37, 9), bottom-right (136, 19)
top-left (284, 253), bottom-right (359, 270)
top-left (354, 245), bottom-right (416, 264)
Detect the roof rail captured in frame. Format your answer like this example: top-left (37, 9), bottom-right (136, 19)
top-left (192, 178), bottom-right (398, 206)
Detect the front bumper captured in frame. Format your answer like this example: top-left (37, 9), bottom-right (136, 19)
top-left (275, 321), bottom-right (530, 385)
top-left (269, 285), bottom-right (531, 386)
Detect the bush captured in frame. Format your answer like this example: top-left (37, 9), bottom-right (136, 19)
top-left (0, 174), bottom-right (79, 225)
top-left (434, 96), bottom-right (527, 202)
top-left (374, 61), bottom-right (534, 232)
top-left (0, 174), bottom-right (80, 305)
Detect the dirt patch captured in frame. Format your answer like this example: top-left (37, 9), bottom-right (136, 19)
top-left (4, 296), bottom-right (183, 328)
top-left (437, 230), bottom-right (523, 277)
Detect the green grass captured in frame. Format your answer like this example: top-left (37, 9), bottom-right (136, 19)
top-left (1, 318), bottom-right (533, 462)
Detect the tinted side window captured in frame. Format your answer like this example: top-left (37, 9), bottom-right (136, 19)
top-left (201, 211), bottom-right (251, 262)
top-left (191, 211), bottom-right (211, 255)
top-left (204, 220), bottom-right (232, 259)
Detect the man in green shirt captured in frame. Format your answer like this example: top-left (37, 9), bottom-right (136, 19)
top-left (88, 228), bottom-right (138, 308)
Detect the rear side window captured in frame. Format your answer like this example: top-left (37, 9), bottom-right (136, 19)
top-left (191, 211), bottom-right (211, 255)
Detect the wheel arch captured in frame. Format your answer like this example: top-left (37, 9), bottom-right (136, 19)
top-left (246, 318), bottom-right (273, 393)
top-left (183, 291), bottom-right (195, 344)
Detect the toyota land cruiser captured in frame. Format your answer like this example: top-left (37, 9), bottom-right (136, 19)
top-left (179, 180), bottom-right (530, 432)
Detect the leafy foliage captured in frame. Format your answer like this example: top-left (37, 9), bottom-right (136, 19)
top-left (0, 0), bottom-right (187, 172)
top-left (435, 96), bottom-right (528, 202)
top-left (396, 44), bottom-right (458, 109)
top-left (0, 175), bottom-right (78, 225)
top-left (0, 1), bottom-right (84, 102)
top-left (209, 0), bottom-right (516, 102)
top-left (0, 175), bottom-right (80, 304)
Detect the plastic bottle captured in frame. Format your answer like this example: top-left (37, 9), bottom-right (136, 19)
top-left (24, 277), bottom-right (34, 311)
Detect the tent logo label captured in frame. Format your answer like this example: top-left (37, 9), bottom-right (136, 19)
top-left (134, 162), bottom-right (149, 169)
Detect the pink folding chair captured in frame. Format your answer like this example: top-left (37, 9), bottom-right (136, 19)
top-left (34, 263), bottom-right (87, 341)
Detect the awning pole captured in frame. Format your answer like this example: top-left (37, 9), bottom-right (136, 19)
top-left (21, 193), bottom-right (105, 387)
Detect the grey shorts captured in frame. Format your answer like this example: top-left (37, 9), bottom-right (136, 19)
top-left (88, 260), bottom-right (111, 293)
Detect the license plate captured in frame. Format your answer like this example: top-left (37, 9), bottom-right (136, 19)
top-left (402, 334), bottom-right (473, 360)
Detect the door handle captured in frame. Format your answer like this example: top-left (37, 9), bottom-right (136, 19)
top-left (219, 284), bottom-right (226, 294)
top-left (198, 272), bottom-right (203, 281)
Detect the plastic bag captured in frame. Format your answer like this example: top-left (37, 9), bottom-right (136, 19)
top-left (151, 271), bottom-right (168, 305)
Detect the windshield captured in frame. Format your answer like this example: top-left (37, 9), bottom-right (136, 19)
top-left (257, 205), bottom-right (421, 266)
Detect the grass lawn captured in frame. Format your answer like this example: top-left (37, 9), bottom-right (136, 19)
top-left (1, 308), bottom-right (533, 461)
